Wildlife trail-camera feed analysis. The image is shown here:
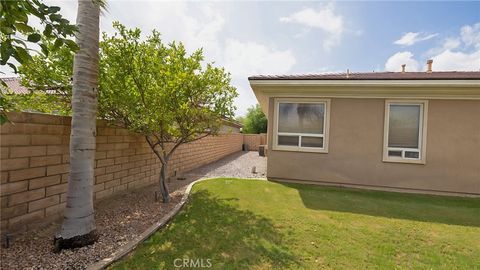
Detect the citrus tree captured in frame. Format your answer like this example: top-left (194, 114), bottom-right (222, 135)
top-left (99, 23), bottom-right (237, 202)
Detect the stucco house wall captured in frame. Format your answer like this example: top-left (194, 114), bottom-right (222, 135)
top-left (250, 71), bottom-right (480, 196)
top-left (266, 97), bottom-right (480, 195)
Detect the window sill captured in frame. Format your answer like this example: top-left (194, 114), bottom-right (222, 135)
top-left (382, 157), bottom-right (426, 165)
top-left (272, 145), bottom-right (329, 154)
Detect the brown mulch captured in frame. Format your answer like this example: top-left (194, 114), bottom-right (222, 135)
top-left (0, 182), bottom-right (187, 270)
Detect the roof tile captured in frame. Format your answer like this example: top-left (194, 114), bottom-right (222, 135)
top-left (1, 77), bottom-right (30, 94)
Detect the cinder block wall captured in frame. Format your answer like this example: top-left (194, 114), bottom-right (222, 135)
top-left (0, 112), bottom-right (243, 232)
top-left (243, 133), bottom-right (267, 151)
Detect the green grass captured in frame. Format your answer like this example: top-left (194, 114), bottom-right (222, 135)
top-left (112, 178), bottom-right (480, 269)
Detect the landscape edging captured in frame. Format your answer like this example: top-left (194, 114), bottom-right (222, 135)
top-left (86, 177), bottom-right (266, 270)
top-left (86, 177), bottom-right (211, 270)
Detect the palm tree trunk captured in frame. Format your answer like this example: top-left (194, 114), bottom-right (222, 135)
top-left (54, 0), bottom-right (100, 251)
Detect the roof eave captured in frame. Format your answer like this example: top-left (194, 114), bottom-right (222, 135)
top-left (249, 79), bottom-right (480, 87)
top-left (249, 79), bottom-right (480, 117)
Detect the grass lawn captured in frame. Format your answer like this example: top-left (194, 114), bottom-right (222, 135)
top-left (112, 178), bottom-right (480, 269)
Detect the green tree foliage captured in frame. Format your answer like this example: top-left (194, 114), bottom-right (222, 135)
top-left (0, 0), bottom-right (78, 71)
top-left (18, 36), bottom-right (74, 99)
top-left (0, 0), bottom-right (77, 124)
top-left (2, 36), bottom-right (75, 116)
top-left (4, 91), bottom-right (70, 116)
top-left (99, 23), bottom-right (238, 202)
top-left (235, 115), bottom-right (245, 125)
top-left (242, 104), bottom-right (267, 134)
top-left (0, 90), bottom-right (13, 124)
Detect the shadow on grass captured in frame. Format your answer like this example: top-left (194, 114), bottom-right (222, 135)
top-left (113, 189), bottom-right (299, 270)
top-left (280, 182), bottom-right (480, 227)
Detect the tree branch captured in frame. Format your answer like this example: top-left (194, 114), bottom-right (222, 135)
top-left (166, 137), bottom-right (185, 160)
top-left (184, 131), bottom-right (211, 143)
top-left (145, 135), bottom-right (166, 164)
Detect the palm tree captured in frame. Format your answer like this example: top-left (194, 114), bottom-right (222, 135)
top-left (54, 0), bottom-right (101, 251)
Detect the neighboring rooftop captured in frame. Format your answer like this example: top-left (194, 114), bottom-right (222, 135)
top-left (222, 117), bottom-right (243, 128)
top-left (1, 77), bottom-right (29, 94)
top-left (1, 77), bottom-right (59, 94)
top-left (248, 71), bottom-right (480, 81)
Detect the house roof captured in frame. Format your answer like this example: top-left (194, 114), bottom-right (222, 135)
top-left (249, 71), bottom-right (480, 117)
top-left (1, 77), bottom-right (30, 94)
top-left (1, 77), bottom-right (59, 94)
top-left (248, 71), bottom-right (480, 81)
top-left (222, 118), bottom-right (243, 128)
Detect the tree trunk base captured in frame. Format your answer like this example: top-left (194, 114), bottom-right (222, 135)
top-left (53, 230), bottom-right (98, 252)
top-left (162, 195), bottom-right (170, 203)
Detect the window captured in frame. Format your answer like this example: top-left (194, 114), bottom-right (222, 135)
top-left (273, 98), bottom-right (330, 153)
top-left (383, 100), bottom-right (428, 164)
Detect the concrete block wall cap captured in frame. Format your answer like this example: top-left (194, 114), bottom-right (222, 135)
top-left (86, 177), bottom-right (267, 270)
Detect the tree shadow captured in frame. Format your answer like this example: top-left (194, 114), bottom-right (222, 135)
top-left (279, 182), bottom-right (480, 227)
top-left (113, 189), bottom-right (299, 269)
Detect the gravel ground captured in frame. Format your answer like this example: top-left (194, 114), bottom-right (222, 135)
top-left (0, 151), bottom-right (266, 270)
top-left (183, 151), bottom-right (266, 179)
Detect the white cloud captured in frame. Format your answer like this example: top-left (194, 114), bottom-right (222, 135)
top-left (425, 38), bottom-right (460, 56)
top-left (280, 5), bottom-right (343, 34)
top-left (104, 2), bottom-right (226, 62)
top-left (223, 39), bottom-right (296, 78)
top-left (394, 32), bottom-right (438, 46)
top-left (222, 39), bottom-right (297, 115)
top-left (280, 4), bottom-right (345, 50)
top-left (384, 51), bottom-right (420, 72)
top-left (432, 50), bottom-right (480, 71)
top-left (441, 38), bottom-right (462, 51)
top-left (426, 22), bottom-right (480, 71)
top-left (386, 22), bottom-right (480, 72)
top-left (460, 22), bottom-right (480, 49)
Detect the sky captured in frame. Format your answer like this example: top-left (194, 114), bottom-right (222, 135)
top-left (3, 1), bottom-right (480, 116)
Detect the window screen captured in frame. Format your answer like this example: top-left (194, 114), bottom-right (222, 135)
top-left (278, 103), bottom-right (324, 134)
top-left (388, 104), bottom-right (421, 149)
top-left (277, 102), bottom-right (326, 149)
top-left (384, 101), bottom-right (427, 162)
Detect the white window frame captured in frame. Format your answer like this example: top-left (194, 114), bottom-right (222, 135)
top-left (383, 100), bottom-right (428, 164)
top-left (273, 98), bottom-right (330, 153)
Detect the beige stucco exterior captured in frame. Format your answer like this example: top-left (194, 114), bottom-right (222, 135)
top-left (251, 81), bottom-right (480, 196)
